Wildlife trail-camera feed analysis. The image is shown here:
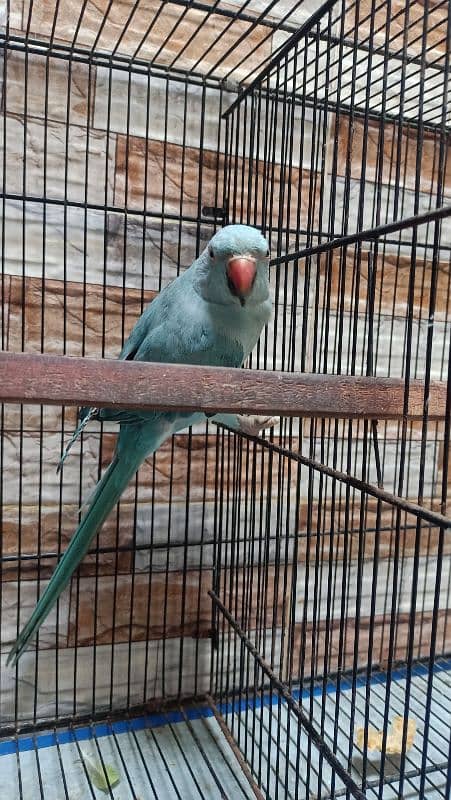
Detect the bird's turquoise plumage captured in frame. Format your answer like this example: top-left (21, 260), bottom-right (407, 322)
top-left (8, 224), bottom-right (271, 664)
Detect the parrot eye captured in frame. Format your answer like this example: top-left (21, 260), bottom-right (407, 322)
top-left (266, 249), bottom-right (270, 257)
top-left (209, 247), bottom-right (215, 260)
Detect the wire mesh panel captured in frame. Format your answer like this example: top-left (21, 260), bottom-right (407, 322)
top-left (0, 0), bottom-right (268, 728)
top-left (1, 1), bottom-right (451, 799)
top-left (212, 0), bottom-right (451, 798)
top-left (0, 0), bottom-right (334, 738)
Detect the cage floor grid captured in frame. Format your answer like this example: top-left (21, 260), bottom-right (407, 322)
top-left (224, 657), bottom-right (451, 799)
top-left (1, 659), bottom-right (450, 800)
top-left (0, 704), bottom-right (258, 800)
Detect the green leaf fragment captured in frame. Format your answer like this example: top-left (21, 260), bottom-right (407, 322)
top-left (83, 753), bottom-right (121, 793)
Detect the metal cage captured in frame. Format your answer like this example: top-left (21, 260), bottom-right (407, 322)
top-left (1, 1), bottom-right (450, 798)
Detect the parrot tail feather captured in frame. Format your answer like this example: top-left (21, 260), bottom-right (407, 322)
top-left (57, 407), bottom-right (98, 474)
top-left (8, 451), bottom-right (140, 666)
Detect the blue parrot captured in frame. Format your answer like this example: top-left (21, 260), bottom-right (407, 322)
top-left (8, 224), bottom-right (273, 664)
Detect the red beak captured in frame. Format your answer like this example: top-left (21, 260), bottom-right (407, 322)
top-left (227, 256), bottom-right (257, 302)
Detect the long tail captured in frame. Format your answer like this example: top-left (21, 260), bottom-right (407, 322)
top-left (8, 444), bottom-right (144, 666)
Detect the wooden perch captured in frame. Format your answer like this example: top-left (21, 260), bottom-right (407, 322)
top-left (0, 351), bottom-right (448, 420)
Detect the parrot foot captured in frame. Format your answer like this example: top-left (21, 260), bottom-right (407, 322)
top-left (236, 414), bottom-right (279, 435)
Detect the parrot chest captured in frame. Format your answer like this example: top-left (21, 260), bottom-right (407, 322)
top-left (182, 299), bottom-right (270, 368)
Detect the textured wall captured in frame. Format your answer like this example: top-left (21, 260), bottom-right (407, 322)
top-left (1, 0), bottom-right (451, 726)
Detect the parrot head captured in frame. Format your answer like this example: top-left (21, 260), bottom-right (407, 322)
top-left (194, 224), bottom-right (271, 308)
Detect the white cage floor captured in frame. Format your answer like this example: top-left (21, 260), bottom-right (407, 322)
top-left (1, 658), bottom-right (450, 799)
top-left (0, 706), bottom-right (257, 800)
top-left (222, 657), bottom-right (451, 799)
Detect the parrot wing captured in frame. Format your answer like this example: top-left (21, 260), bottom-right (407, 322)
top-left (58, 277), bottom-right (245, 469)
top-left (57, 291), bottom-right (175, 469)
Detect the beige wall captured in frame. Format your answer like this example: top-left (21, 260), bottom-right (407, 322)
top-left (1, 0), bottom-right (451, 725)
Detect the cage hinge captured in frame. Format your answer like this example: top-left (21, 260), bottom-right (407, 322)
top-left (202, 206), bottom-right (227, 221)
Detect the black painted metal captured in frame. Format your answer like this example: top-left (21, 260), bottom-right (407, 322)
top-left (1, 1), bottom-right (451, 798)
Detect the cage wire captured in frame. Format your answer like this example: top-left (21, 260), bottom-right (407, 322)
top-left (1, 0), bottom-right (451, 798)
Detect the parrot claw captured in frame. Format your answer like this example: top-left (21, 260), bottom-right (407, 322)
top-left (237, 414), bottom-right (279, 435)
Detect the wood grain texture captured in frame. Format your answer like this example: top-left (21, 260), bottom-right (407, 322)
top-left (67, 570), bottom-right (214, 646)
top-left (5, 51), bottom-right (92, 127)
top-left (7, 276), bottom-right (157, 357)
top-left (67, 564), bottom-right (291, 646)
top-left (318, 248), bottom-right (451, 320)
top-left (346, 0), bottom-right (449, 61)
top-left (20, 0), bottom-right (272, 80)
top-left (1, 432), bottom-right (295, 581)
top-left (334, 118), bottom-right (451, 198)
top-left (0, 351), bottom-right (447, 420)
top-left (1, 501), bottom-right (135, 582)
top-left (288, 608), bottom-right (451, 676)
top-left (114, 135), bottom-right (319, 229)
top-left (297, 499), bottom-right (451, 562)
top-left (0, 115), bottom-right (115, 206)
